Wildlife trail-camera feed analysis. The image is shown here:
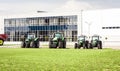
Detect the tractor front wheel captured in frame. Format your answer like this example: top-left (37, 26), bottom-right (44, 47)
top-left (26, 42), bottom-right (30, 48)
top-left (0, 39), bottom-right (4, 46)
top-left (30, 41), bottom-right (35, 48)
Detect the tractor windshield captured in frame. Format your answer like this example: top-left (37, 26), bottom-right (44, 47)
top-left (55, 33), bottom-right (62, 38)
top-left (92, 36), bottom-right (99, 41)
top-left (78, 36), bottom-right (85, 41)
top-left (27, 34), bottom-right (35, 39)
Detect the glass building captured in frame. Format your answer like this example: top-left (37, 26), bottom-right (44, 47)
top-left (4, 15), bottom-right (77, 42)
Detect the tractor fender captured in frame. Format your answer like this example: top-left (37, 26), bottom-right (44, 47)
top-left (0, 34), bottom-right (8, 41)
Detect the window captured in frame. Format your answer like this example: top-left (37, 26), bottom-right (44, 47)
top-left (4, 15), bottom-right (78, 41)
top-left (102, 26), bottom-right (120, 29)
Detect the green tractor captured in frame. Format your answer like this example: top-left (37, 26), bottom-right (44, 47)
top-left (89, 35), bottom-right (102, 49)
top-left (49, 32), bottom-right (66, 48)
top-left (21, 33), bottom-right (39, 48)
top-left (74, 35), bottom-right (89, 49)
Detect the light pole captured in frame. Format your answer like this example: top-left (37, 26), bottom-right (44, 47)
top-left (81, 9), bottom-right (83, 35)
top-left (85, 21), bottom-right (92, 38)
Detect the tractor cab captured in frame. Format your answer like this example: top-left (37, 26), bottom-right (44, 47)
top-left (89, 35), bottom-right (102, 49)
top-left (92, 35), bottom-right (100, 41)
top-left (78, 36), bottom-right (87, 42)
top-left (52, 32), bottom-right (64, 41)
top-left (26, 33), bottom-right (35, 41)
top-left (53, 32), bottom-right (63, 38)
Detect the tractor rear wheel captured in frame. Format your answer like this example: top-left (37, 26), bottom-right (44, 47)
top-left (34, 39), bottom-right (39, 48)
top-left (35, 41), bottom-right (39, 48)
top-left (63, 40), bottom-right (66, 48)
top-left (100, 41), bottom-right (102, 49)
top-left (85, 41), bottom-right (89, 49)
top-left (98, 41), bottom-right (102, 49)
top-left (49, 40), bottom-right (52, 48)
top-left (89, 43), bottom-right (93, 49)
top-left (74, 43), bottom-right (78, 49)
top-left (83, 43), bottom-right (86, 49)
top-left (58, 41), bottom-right (63, 48)
top-left (78, 44), bottom-right (81, 49)
top-left (21, 41), bottom-right (26, 48)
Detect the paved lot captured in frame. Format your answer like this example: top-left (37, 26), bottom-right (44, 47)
top-left (0, 45), bottom-right (21, 48)
top-left (0, 44), bottom-right (120, 49)
top-left (105, 46), bottom-right (120, 49)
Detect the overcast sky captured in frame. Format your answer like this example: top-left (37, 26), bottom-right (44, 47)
top-left (0, 0), bottom-right (120, 15)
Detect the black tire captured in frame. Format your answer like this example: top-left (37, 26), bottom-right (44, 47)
top-left (49, 44), bottom-right (53, 48)
top-left (85, 41), bottom-right (89, 49)
top-left (89, 43), bottom-right (93, 49)
top-left (25, 42), bottom-right (30, 48)
top-left (49, 43), bottom-right (52, 48)
top-left (97, 43), bottom-right (100, 49)
top-left (83, 43), bottom-right (86, 49)
top-left (100, 41), bottom-right (102, 49)
top-left (74, 43), bottom-right (78, 49)
top-left (21, 41), bottom-right (26, 48)
top-left (49, 39), bottom-right (52, 48)
top-left (0, 39), bottom-right (4, 46)
top-left (63, 39), bottom-right (66, 48)
top-left (30, 41), bottom-right (34, 48)
top-left (98, 41), bottom-right (102, 49)
top-left (34, 39), bottom-right (39, 48)
top-left (58, 41), bottom-right (63, 48)
top-left (78, 44), bottom-right (81, 49)
top-left (35, 41), bottom-right (39, 48)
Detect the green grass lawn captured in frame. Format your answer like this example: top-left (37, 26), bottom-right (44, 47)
top-left (0, 48), bottom-right (120, 71)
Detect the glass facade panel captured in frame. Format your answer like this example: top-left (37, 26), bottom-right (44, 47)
top-left (4, 15), bottom-right (78, 41)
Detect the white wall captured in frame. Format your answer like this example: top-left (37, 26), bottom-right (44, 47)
top-left (0, 17), bottom-right (4, 34)
top-left (79, 9), bottom-right (120, 47)
top-left (101, 9), bottom-right (120, 39)
top-left (82, 10), bottom-right (102, 36)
